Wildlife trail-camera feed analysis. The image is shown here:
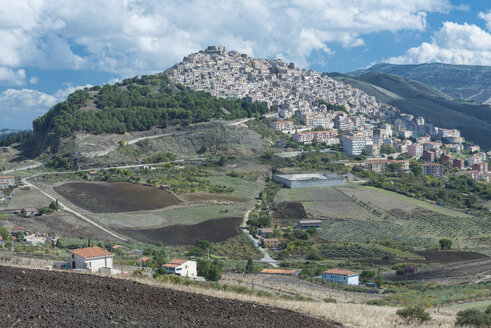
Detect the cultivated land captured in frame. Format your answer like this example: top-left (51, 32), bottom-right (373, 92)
top-left (54, 182), bottom-right (180, 213)
top-left (0, 266), bottom-right (338, 328)
top-left (119, 216), bottom-right (243, 245)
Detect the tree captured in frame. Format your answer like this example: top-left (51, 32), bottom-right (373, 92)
top-left (15, 231), bottom-right (24, 242)
top-left (439, 238), bottom-right (452, 250)
top-left (0, 227), bottom-right (9, 241)
top-left (262, 150), bottom-right (274, 160)
top-left (198, 259), bottom-right (222, 281)
top-left (49, 200), bottom-right (59, 211)
top-left (359, 270), bottom-right (375, 282)
top-left (396, 306), bottom-right (431, 324)
top-left (411, 165), bottom-right (422, 176)
top-left (455, 308), bottom-right (491, 327)
top-left (245, 257), bottom-right (255, 273)
top-left (195, 239), bottom-right (212, 251)
top-left (278, 249), bottom-right (291, 260)
top-left (388, 162), bottom-right (401, 172)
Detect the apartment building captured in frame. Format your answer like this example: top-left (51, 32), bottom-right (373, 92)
top-left (421, 163), bottom-right (443, 177)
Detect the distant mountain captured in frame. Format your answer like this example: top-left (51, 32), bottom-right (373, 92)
top-left (328, 72), bottom-right (491, 150)
top-left (0, 129), bottom-right (17, 141)
top-left (351, 63), bottom-right (491, 104)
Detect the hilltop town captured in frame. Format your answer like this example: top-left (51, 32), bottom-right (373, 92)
top-left (168, 46), bottom-right (490, 182)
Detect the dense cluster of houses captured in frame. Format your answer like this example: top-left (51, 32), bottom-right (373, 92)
top-left (165, 46), bottom-right (489, 182)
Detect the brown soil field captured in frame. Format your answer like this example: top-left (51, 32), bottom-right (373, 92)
top-left (119, 217), bottom-right (242, 245)
top-left (180, 192), bottom-right (246, 202)
top-left (273, 202), bottom-right (308, 220)
top-left (414, 251), bottom-right (489, 264)
top-left (0, 266), bottom-right (338, 328)
top-left (54, 182), bottom-right (180, 213)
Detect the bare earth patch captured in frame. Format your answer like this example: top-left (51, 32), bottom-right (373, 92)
top-left (118, 216), bottom-right (242, 245)
top-left (54, 182), bottom-right (180, 213)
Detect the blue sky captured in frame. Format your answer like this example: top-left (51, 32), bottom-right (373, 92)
top-left (1, 0), bottom-right (491, 130)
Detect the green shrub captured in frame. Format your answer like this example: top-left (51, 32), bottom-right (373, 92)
top-left (323, 298), bottom-right (337, 303)
top-left (455, 308), bottom-right (491, 327)
top-left (396, 306), bottom-right (431, 324)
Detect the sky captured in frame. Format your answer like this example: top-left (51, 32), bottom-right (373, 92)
top-left (1, 0), bottom-right (491, 130)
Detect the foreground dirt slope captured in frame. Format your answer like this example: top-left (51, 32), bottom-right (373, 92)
top-left (0, 266), bottom-right (339, 328)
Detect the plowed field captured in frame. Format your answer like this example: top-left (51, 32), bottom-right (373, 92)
top-left (0, 266), bottom-right (338, 328)
top-left (54, 182), bottom-right (180, 213)
top-left (119, 217), bottom-right (242, 245)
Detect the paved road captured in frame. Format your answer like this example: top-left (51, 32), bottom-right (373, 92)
top-left (3, 162), bottom-right (43, 174)
top-left (241, 207), bottom-right (278, 267)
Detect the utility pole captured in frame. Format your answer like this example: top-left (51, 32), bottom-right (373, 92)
top-left (139, 243), bottom-right (142, 270)
top-left (207, 248), bottom-right (210, 261)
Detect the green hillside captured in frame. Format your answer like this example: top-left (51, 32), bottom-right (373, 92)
top-left (22, 74), bottom-right (269, 156)
top-left (329, 72), bottom-right (491, 150)
top-left (352, 63), bottom-right (491, 104)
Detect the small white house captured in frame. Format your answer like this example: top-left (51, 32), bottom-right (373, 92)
top-left (69, 246), bottom-right (114, 273)
top-left (162, 259), bottom-right (197, 278)
top-left (322, 268), bottom-right (359, 285)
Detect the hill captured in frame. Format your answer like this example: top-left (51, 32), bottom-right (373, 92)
top-left (329, 72), bottom-right (491, 149)
top-left (20, 74), bottom-right (269, 156)
top-left (352, 63), bottom-right (491, 104)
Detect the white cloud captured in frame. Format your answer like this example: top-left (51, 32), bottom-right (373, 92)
top-left (0, 0), bottom-right (451, 75)
top-left (29, 76), bottom-right (38, 84)
top-left (479, 9), bottom-right (491, 31)
top-left (0, 67), bottom-right (26, 86)
top-left (386, 21), bottom-right (491, 65)
top-left (0, 84), bottom-right (91, 129)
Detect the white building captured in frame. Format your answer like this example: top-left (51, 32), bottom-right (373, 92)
top-left (0, 176), bottom-right (16, 189)
top-left (322, 268), bottom-right (359, 285)
top-left (69, 246), bottom-right (114, 273)
top-left (162, 259), bottom-right (197, 278)
top-left (342, 136), bottom-right (365, 155)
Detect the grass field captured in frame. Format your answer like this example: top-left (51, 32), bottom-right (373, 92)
top-left (444, 300), bottom-right (491, 311)
top-left (207, 175), bottom-right (263, 199)
top-left (97, 202), bottom-right (251, 228)
top-left (4, 188), bottom-right (52, 210)
top-left (338, 185), bottom-right (471, 218)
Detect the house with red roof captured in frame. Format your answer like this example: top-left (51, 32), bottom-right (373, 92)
top-left (322, 268), bottom-right (359, 285)
top-left (162, 259), bottom-right (197, 278)
top-left (69, 246), bottom-right (114, 273)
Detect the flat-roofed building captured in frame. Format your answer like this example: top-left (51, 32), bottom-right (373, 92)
top-left (298, 220), bottom-right (322, 229)
top-left (322, 268), bottom-right (359, 285)
top-left (421, 163), bottom-right (443, 177)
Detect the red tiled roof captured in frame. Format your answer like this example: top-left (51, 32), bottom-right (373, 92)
top-left (323, 268), bottom-right (357, 276)
top-left (168, 259), bottom-right (188, 265)
top-left (163, 264), bottom-right (180, 268)
top-left (69, 246), bottom-right (114, 259)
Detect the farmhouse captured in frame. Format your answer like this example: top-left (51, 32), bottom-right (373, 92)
top-left (263, 238), bottom-right (281, 250)
top-left (0, 176), bottom-right (16, 189)
top-left (69, 246), bottom-right (115, 273)
top-left (322, 268), bottom-right (359, 285)
top-left (162, 259), bottom-right (197, 278)
top-left (273, 173), bottom-right (349, 188)
top-left (298, 220), bottom-right (322, 229)
top-left (260, 269), bottom-right (296, 276)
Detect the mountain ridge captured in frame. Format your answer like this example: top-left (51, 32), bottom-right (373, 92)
top-left (329, 71), bottom-right (491, 149)
top-left (350, 63), bottom-right (491, 104)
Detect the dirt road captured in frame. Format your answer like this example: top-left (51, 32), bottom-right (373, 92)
top-left (0, 266), bottom-right (339, 328)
